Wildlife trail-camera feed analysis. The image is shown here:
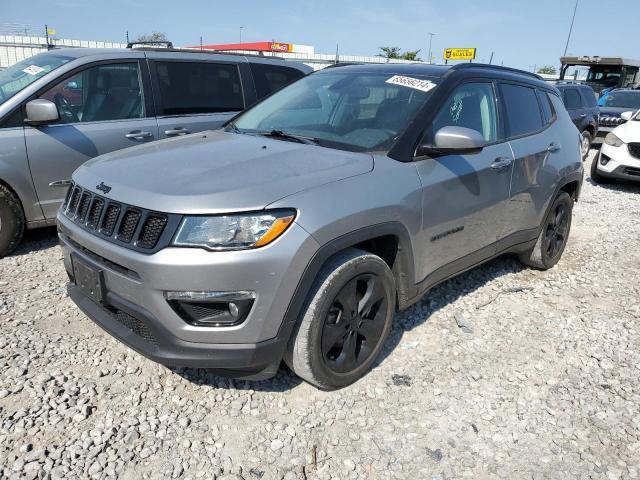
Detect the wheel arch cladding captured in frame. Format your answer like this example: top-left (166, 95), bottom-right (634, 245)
top-left (559, 179), bottom-right (581, 202)
top-left (278, 222), bottom-right (417, 344)
top-left (0, 178), bottom-right (26, 218)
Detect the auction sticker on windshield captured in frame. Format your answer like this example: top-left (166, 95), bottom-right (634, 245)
top-left (22, 65), bottom-right (45, 76)
top-left (385, 75), bottom-right (437, 93)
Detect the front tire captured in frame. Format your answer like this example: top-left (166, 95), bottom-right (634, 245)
top-left (285, 248), bottom-right (396, 390)
top-left (519, 192), bottom-right (573, 270)
top-left (580, 130), bottom-right (592, 161)
top-left (0, 184), bottom-right (25, 258)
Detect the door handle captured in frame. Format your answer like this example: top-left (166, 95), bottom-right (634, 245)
top-left (164, 127), bottom-right (191, 136)
top-left (490, 156), bottom-right (513, 171)
top-left (125, 130), bottom-right (153, 140)
top-left (547, 142), bottom-right (561, 153)
top-left (49, 179), bottom-right (72, 187)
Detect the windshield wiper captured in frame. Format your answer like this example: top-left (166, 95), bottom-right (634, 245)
top-left (254, 130), bottom-right (319, 145)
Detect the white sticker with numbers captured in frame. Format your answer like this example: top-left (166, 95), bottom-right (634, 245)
top-left (22, 65), bottom-right (45, 76)
top-left (385, 75), bottom-right (437, 93)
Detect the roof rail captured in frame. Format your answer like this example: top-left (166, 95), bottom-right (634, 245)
top-left (324, 62), bottom-right (363, 69)
top-left (450, 63), bottom-right (543, 80)
top-left (127, 41), bottom-right (174, 49)
top-left (126, 45), bottom-right (287, 60)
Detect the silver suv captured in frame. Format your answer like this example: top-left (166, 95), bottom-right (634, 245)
top-left (58, 63), bottom-right (583, 389)
top-left (0, 47), bottom-right (311, 256)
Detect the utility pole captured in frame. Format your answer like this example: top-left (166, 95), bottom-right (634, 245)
top-left (126, 30), bottom-right (129, 44)
top-left (428, 32), bottom-right (435, 64)
top-left (335, 44), bottom-right (339, 64)
top-left (489, 51), bottom-right (494, 65)
top-left (44, 24), bottom-right (50, 48)
top-left (239, 26), bottom-right (243, 44)
top-left (563, 0), bottom-right (579, 56)
top-left (200, 36), bottom-right (203, 50)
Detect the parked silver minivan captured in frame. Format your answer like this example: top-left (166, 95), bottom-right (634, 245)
top-left (0, 47), bottom-right (311, 256)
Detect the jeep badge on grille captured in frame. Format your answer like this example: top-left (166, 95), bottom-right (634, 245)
top-left (96, 182), bottom-right (112, 194)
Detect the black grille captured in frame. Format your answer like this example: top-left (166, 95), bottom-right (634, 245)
top-left (60, 183), bottom-right (179, 253)
top-left (77, 192), bottom-right (92, 221)
top-left (624, 167), bottom-right (640, 177)
top-left (137, 215), bottom-right (167, 249)
top-left (117, 209), bottom-right (141, 243)
top-left (101, 204), bottom-right (121, 236)
top-left (67, 187), bottom-right (82, 215)
top-left (628, 143), bottom-right (640, 159)
top-left (63, 184), bottom-right (74, 208)
top-left (105, 306), bottom-right (157, 348)
top-left (86, 198), bottom-right (104, 230)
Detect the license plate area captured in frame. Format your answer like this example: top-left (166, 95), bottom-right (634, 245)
top-left (71, 254), bottom-right (106, 304)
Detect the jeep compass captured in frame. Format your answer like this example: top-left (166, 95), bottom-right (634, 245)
top-left (57, 63), bottom-right (583, 389)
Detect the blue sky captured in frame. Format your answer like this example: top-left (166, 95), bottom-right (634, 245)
top-left (4, 0), bottom-right (639, 71)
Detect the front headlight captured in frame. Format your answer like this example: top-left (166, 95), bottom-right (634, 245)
top-left (173, 210), bottom-right (296, 250)
top-left (604, 132), bottom-right (624, 147)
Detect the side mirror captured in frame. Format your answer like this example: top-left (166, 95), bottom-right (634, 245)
top-left (24, 99), bottom-right (59, 125)
top-left (416, 126), bottom-right (485, 157)
top-left (621, 111), bottom-right (634, 121)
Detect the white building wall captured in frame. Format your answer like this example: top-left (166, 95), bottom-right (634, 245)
top-left (0, 35), bottom-right (127, 68)
top-left (1, 35), bottom-right (423, 70)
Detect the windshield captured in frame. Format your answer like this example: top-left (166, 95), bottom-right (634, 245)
top-left (0, 52), bottom-right (73, 106)
top-left (586, 67), bottom-right (622, 86)
top-left (600, 91), bottom-right (640, 109)
top-left (230, 70), bottom-right (438, 152)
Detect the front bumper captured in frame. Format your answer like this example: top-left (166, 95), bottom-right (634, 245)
top-left (58, 211), bottom-right (320, 376)
top-left (594, 143), bottom-right (640, 181)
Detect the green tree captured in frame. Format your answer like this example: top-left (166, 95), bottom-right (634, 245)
top-left (135, 32), bottom-right (170, 44)
top-left (377, 46), bottom-right (402, 59)
top-left (537, 65), bottom-right (557, 75)
top-left (402, 50), bottom-right (422, 61)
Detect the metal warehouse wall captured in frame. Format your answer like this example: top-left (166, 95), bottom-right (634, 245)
top-left (0, 35), bottom-right (127, 68)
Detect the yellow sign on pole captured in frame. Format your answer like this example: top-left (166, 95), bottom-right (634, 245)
top-left (444, 48), bottom-right (476, 61)
top-left (47, 27), bottom-right (56, 36)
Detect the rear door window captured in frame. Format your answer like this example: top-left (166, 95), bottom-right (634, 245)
top-left (500, 83), bottom-right (544, 138)
top-left (154, 61), bottom-right (244, 116)
top-left (563, 88), bottom-right (582, 110)
top-left (249, 63), bottom-right (305, 100)
top-left (579, 87), bottom-right (597, 108)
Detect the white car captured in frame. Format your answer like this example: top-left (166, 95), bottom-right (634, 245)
top-left (592, 109), bottom-right (640, 183)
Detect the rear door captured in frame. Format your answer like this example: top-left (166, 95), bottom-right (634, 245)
top-left (414, 80), bottom-right (514, 279)
top-left (502, 83), bottom-right (562, 238)
top-left (24, 59), bottom-right (158, 219)
top-left (562, 87), bottom-right (585, 130)
top-left (150, 59), bottom-right (247, 139)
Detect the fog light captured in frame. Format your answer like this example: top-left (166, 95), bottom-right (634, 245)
top-left (165, 291), bottom-right (255, 327)
top-left (600, 153), bottom-right (611, 166)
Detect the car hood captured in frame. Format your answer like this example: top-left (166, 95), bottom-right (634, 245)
top-left (73, 131), bottom-right (373, 214)
top-left (610, 119), bottom-right (640, 143)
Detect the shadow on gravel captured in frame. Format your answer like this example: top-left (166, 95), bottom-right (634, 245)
top-left (8, 226), bottom-right (59, 257)
top-left (171, 365), bottom-right (303, 392)
top-left (375, 254), bottom-right (526, 367)
top-left (586, 176), bottom-right (640, 193)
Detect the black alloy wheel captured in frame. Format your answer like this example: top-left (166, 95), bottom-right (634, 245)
top-left (321, 273), bottom-right (388, 374)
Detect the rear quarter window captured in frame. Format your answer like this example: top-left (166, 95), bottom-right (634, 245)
top-left (249, 63), bottom-right (305, 100)
top-left (500, 83), bottom-right (544, 138)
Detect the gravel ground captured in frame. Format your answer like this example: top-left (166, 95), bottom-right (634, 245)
top-left (1, 151), bottom-right (640, 480)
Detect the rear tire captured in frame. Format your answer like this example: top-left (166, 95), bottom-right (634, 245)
top-left (519, 192), bottom-right (573, 270)
top-left (580, 130), bottom-right (592, 161)
top-left (285, 248), bottom-right (396, 390)
top-left (0, 184), bottom-right (25, 258)
top-left (590, 152), bottom-right (611, 184)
